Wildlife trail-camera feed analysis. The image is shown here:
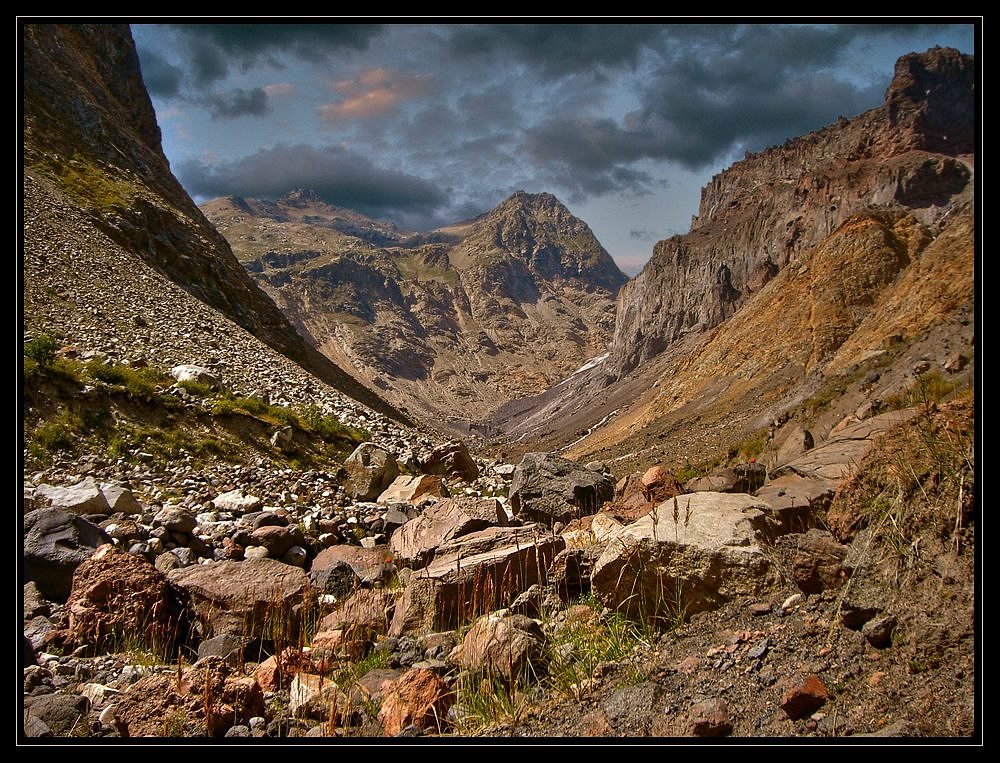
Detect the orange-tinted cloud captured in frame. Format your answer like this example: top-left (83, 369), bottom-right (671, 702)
top-left (263, 82), bottom-right (297, 98)
top-left (320, 68), bottom-right (430, 123)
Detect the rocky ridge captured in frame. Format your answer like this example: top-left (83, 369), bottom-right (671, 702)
top-left (202, 189), bottom-right (626, 431)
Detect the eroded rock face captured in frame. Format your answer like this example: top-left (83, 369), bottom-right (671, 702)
top-left (377, 668), bottom-right (453, 736)
top-left (390, 526), bottom-right (565, 636)
top-left (591, 492), bottom-right (779, 620)
top-left (509, 453), bottom-right (615, 525)
top-left (66, 545), bottom-right (184, 653)
top-left (167, 558), bottom-right (313, 641)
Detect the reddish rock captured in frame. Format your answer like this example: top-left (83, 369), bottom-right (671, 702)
top-left (310, 544), bottom-right (392, 587)
top-left (66, 545), bottom-right (184, 654)
top-left (420, 440), bottom-right (479, 481)
top-left (377, 474), bottom-right (449, 504)
top-left (318, 588), bottom-right (396, 638)
top-left (579, 709), bottom-right (615, 736)
top-left (378, 668), bottom-right (453, 736)
top-left (167, 558), bottom-right (313, 641)
top-left (684, 698), bottom-right (732, 737)
top-left (781, 674), bottom-right (829, 720)
top-left (451, 613), bottom-right (547, 679)
top-left (640, 465), bottom-right (684, 503)
top-left (254, 648), bottom-right (318, 692)
top-left (390, 496), bottom-right (505, 567)
top-left (249, 524), bottom-right (302, 559)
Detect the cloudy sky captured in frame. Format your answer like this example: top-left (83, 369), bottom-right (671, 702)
top-left (132, 22), bottom-right (975, 274)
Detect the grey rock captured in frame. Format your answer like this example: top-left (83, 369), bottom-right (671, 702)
top-left (153, 506), bottom-right (196, 534)
top-left (23, 693), bottom-right (90, 735)
top-left (509, 452), bottom-right (615, 524)
top-left (225, 724), bottom-right (251, 738)
top-left (36, 477), bottom-right (110, 515)
top-left (212, 490), bottom-right (263, 514)
top-left (342, 443), bottom-right (399, 501)
top-left (197, 633), bottom-right (247, 666)
top-left (282, 545), bottom-right (308, 568)
top-left (862, 614), bottom-right (897, 648)
top-left (24, 508), bottom-right (111, 601)
top-left (23, 581), bottom-right (51, 619)
top-left (99, 484), bottom-right (143, 515)
top-left (169, 364), bottom-right (220, 387)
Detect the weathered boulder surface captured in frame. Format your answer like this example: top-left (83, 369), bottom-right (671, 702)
top-left (342, 443), bottom-right (400, 501)
top-left (592, 492), bottom-right (778, 619)
top-left (390, 526), bottom-right (564, 635)
top-left (24, 508), bottom-right (112, 601)
top-left (509, 452), bottom-right (615, 524)
top-left (310, 544), bottom-right (392, 588)
top-left (451, 613), bottom-right (547, 679)
top-left (390, 496), bottom-right (506, 567)
top-left (377, 474), bottom-right (449, 504)
top-left (35, 477), bottom-right (110, 515)
top-left (66, 545), bottom-right (184, 653)
top-left (167, 558), bottom-right (312, 641)
top-left (378, 668), bottom-right (453, 736)
top-left (420, 440), bottom-right (479, 481)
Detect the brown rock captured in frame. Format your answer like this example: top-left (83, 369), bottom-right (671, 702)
top-left (684, 698), bottom-right (732, 737)
top-left (356, 668), bottom-right (404, 703)
top-left (390, 496), bottom-right (505, 567)
top-left (289, 672), bottom-right (350, 721)
top-left (781, 674), bottom-right (829, 720)
top-left (66, 545), bottom-right (184, 654)
top-left (310, 544), bottom-right (392, 587)
top-left (420, 440), bottom-right (479, 481)
top-left (377, 474), bottom-right (449, 504)
top-left (249, 524), bottom-right (302, 559)
top-left (578, 708), bottom-right (615, 736)
top-left (784, 529), bottom-right (850, 593)
top-left (342, 443), bottom-right (399, 501)
top-left (389, 526), bottom-right (565, 636)
top-left (377, 668), bottom-right (453, 736)
top-left (451, 613), bottom-right (547, 679)
top-left (167, 558), bottom-right (313, 641)
top-left (254, 648), bottom-right (318, 692)
top-left (684, 468), bottom-right (739, 494)
top-left (640, 465), bottom-right (684, 503)
top-left (318, 588), bottom-right (396, 640)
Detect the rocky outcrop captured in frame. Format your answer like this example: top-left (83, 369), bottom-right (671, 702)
top-left (167, 558), bottom-right (313, 641)
top-left (342, 443), bottom-right (400, 501)
top-left (608, 47), bottom-right (973, 381)
top-left (390, 496), bottom-right (506, 567)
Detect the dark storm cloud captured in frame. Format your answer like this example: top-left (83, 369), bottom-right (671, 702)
top-left (448, 24), bottom-right (662, 78)
top-left (203, 87), bottom-right (271, 120)
top-left (522, 22), bottom-right (932, 187)
top-left (179, 144), bottom-right (447, 222)
top-left (137, 48), bottom-right (183, 97)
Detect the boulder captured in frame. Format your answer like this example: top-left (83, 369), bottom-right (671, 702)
top-left (66, 545), bottom-right (185, 654)
top-left (169, 365), bottom-right (220, 387)
top-left (343, 443), bottom-right (400, 501)
top-left (781, 674), bottom-right (829, 720)
top-left (640, 466), bottom-right (684, 504)
top-left (316, 588), bottom-right (396, 641)
top-left (23, 694), bottom-right (90, 736)
top-left (683, 698), bottom-right (732, 737)
top-left (684, 468), bottom-right (739, 494)
top-left (249, 525), bottom-right (303, 560)
top-left (167, 558), bottom-right (313, 642)
top-left (591, 493), bottom-right (778, 621)
top-left (390, 496), bottom-right (506, 567)
top-left (451, 613), bottom-right (547, 679)
top-left (389, 526), bottom-right (564, 636)
top-left (378, 668), bottom-right (453, 736)
top-left (153, 506), bottom-right (197, 534)
top-left (35, 477), bottom-right (110, 515)
top-left (509, 453), bottom-right (615, 525)
top-left (377, 475), bottom-right (449, 504)
top-left (253, 648), bottom-right (318, 692)
top-left (420, 440), bottom-right (479, 481)
top-left (212, 490), bottom-right (262, 515)
top-left (99, 484), bottom-right (143, 515)
top-left (24, 508), bottom-right (112, 601)
top-left (310, 544), bottom-right (392, 588)
top-left (289, 672), bottom-right (349, 721)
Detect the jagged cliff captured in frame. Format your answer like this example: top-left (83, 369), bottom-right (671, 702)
top-left (495, 48), bottom-right (975, 470)
top-left (22, 23), bottom-right (406, 423)
top-left (610, 47), bottom-right (974, 379)
top-left (204, 189), bottom-right (626, 430)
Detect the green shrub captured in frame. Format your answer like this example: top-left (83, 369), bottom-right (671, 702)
top-left (24, 334), bottom-right (59, 367)
top-left (177, 379), bottom-right (212, 397)
top-left (86, 361), bottom-right (170, 398)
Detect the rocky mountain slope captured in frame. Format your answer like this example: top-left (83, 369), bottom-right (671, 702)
top-left (22, 23), bottom-right (404, 424)
top-left (202, 190), bottom-right (627, 431)
top-left (495, 47), bottom-right (975, 475)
